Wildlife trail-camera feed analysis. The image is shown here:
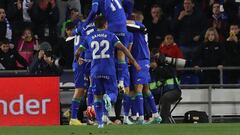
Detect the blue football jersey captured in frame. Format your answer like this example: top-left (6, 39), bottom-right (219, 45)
top-left (79, 22), bottom-right (96, 60)
top-left (127, 32), bottom-right (133, 47)
top-left (72, 22), bottom-right (96, 69)
top-left (81, 30), bottom-right (120, 77)
top-left (85, 0), bottom-right (127, 32)
top-left (131, 21), bottom-right (150, 60)
top-left (122, 0), bottom-right (134, 19)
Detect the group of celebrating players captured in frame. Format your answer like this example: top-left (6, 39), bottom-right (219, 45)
top-left (67, 0), bottom-right (162, 128)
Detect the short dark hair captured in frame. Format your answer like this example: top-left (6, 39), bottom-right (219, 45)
top-left (229, 22), bottom-right (239, 30)
top-left (95, 15), bottom-right (107, 29)
top-left (133, 10), bottom-right (143, 16)
top-left (0, 38), bottom-right (9, 46)
top-left (151, 4), bottom-right (161, 9)
top-left (230, 22), bottom-right (239, 27)
top-left (132, 10), bottom-right (144, 21)
top-left (213, 1), bottom-right (220, 5)
top-left (70, 8), bottom-right (79, 12)
top-left (65, 22), bottom-right (75, 30)
top-left (184, 0), bottom-right (195, 4)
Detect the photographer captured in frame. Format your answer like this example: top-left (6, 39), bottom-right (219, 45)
top-left (29, 41), bottom-right (62, 75)
top-left (150, 34), bottom-right (184, 123)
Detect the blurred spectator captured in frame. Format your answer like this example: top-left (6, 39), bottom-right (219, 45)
top-left (144, 5), bottom-right (171, 50)
top-left (5, 0), bottom-right (34, 43)
top-left (159, 34), bottom-right (184, 59)
top-left (0, 38), bottom-right (28, 70)
top-left (28, 0), bottom-right (59, 50)
top-left (193, 27), bottom-right (224, 84)
top-left (158, 34), bottom-right (199, 84)
top-left (22, 0), bottom-right (32, 24)
top-left (174, 0), bottom-right (209, 19)
top-left (16, 28), bottom-right (39, 68)
top-left (57, 0), bottom-right (81, 34)
top-left (134, 0), bottom-right (159, 21)
top-left (223, 0), bottom-right (240, 24)
top-left (60, 8), bottom-right (82, 38)
top-left (224, 23), bottom-right (240, 83)
top-left (6, 0), bottom-right (27, 42)
top-left (207, 2), bottom-right (228, 42)
top-left (0, 7), bottom-right (12, 42)
top-left (158, 0), bottom-right (179, 19)
top-left (172, 0), bottom-right (207, 65)
top-left (29, 41), bottom-right (62, 75)
top-left (205, 0), bottom-right (223, 17)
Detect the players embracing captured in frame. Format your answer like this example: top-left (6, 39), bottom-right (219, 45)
top-left (68, 0), bottom-right (162, 128)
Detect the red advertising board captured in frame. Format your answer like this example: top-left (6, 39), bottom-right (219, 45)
top-left (0, 76), bottom-right (60, 126)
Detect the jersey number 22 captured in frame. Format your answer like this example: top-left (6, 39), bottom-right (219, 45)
top-left (91, 40), bottom-right (110, 59)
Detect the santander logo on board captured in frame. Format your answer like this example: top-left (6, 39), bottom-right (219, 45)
top-left (0, 94), bottom-right (51, 115)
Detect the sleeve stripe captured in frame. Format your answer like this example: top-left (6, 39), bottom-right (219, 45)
top-left (74, 29), bottom-right (78, 35)
top-left (79, 45), bottom-right (86, 49)
top-left (92, 2), bottom-right (98, 5)
top-left (114, 41), bottom-right (121, 47)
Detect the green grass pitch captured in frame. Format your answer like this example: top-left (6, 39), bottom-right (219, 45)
top-left (1, 124), bottom-right (240, 135)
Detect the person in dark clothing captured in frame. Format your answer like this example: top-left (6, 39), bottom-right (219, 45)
top-left (223, 0), bottom-right (240, 24)
top-left (6, 0), bottom-right (25, 43)
top-left (193, 27), bottom-right (224, 84)
top-left (207, 2), bottom-right (229, 42)
top-left (150, 55), bottom-right (182, 124)
top-left (0, 7), bottom-right (12, 42)
top-left (29, 41), bottom-right (62, 75)
top-left (28, 0), bottom-right (59, 51)
top-left (224, 24), bottom-right (240, 84)
top-left (0, 38), bottom-right (28, 70)
top-left (144, 5), bottom-right (171, 50)
top-left (157, 0), bottom-right (179, 19)
top-left (151, 34), bottom-right (183, 123)
top-left (172, 0), bottom-right (207, 65)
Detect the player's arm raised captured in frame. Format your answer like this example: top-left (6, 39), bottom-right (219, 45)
top-left (84, 0), bottom-right (99, 26)
top-left (115, 41), bottom-right (141, 71)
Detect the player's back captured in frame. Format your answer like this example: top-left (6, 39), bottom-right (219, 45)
top-left (80, 21), bottom-right (96, 60)
top-left (132, 21), bottom-right (150, 60)
top-left (86, 30), bottom-right (119, 77)
top-left (97, 0), bottom-right (127, 32)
